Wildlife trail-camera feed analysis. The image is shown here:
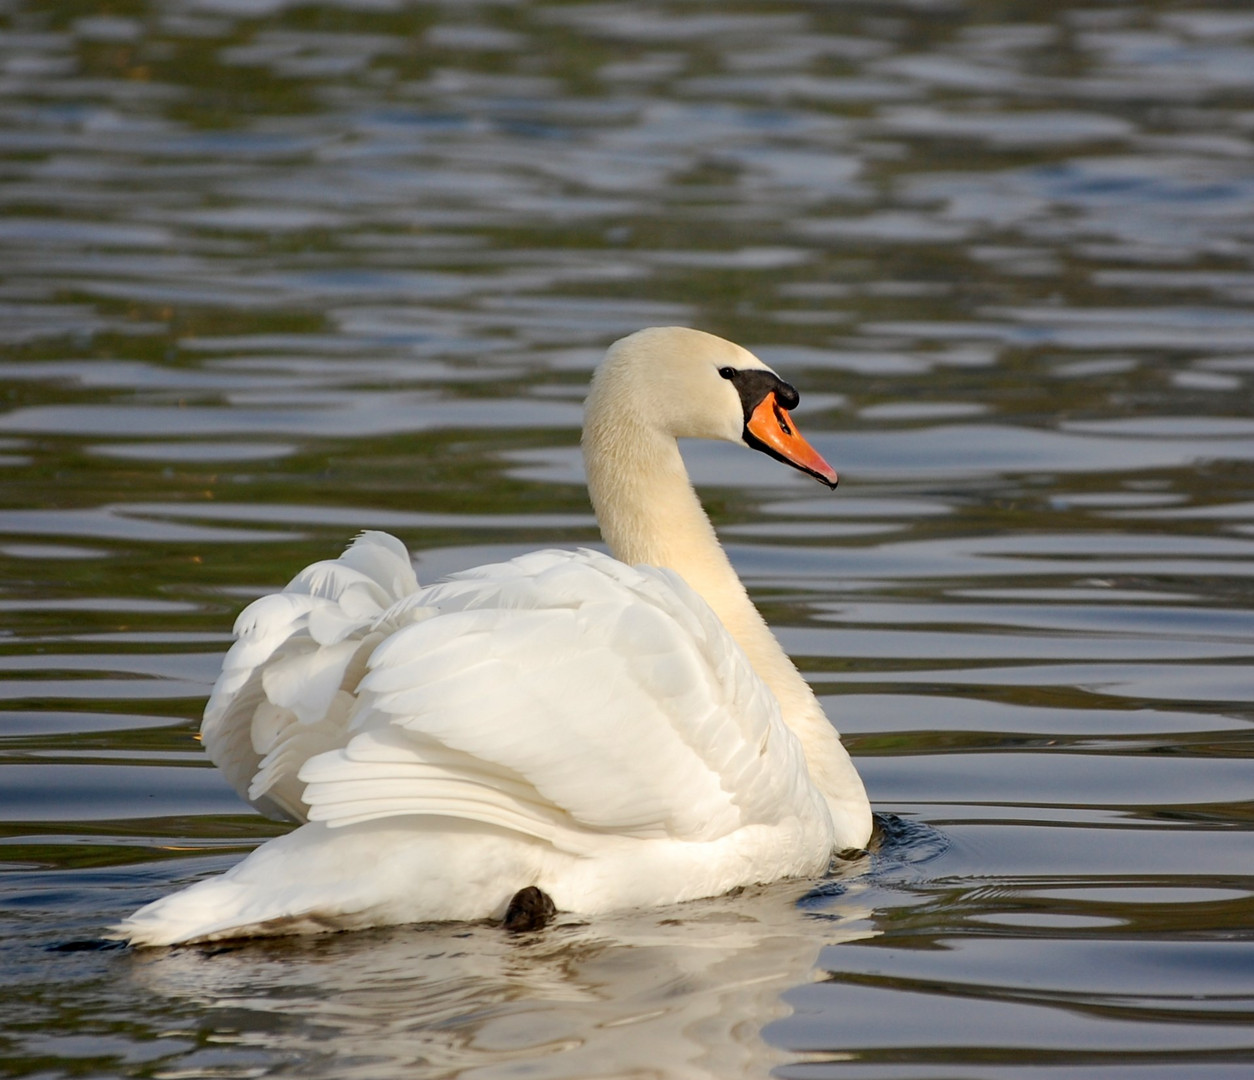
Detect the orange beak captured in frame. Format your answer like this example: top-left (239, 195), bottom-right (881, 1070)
top-left (746, 394), bottom-right (838, 488)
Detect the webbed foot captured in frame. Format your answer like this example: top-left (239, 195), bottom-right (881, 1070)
top-left (503, 886), bottom-right (556, 932)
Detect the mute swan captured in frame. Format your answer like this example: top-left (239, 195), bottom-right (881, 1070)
top-left (115, 326), bottom-right (871, 946)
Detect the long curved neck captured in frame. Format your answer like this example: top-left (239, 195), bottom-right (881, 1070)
top-left (585, 427), bottom-right (776, 666)
top-left (582, 403), bottom-right (870, 845)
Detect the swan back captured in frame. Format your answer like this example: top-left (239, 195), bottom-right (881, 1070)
top-left (204, 533), bottom-right (830, 853)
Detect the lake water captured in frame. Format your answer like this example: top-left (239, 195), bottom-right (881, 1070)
top-left (2, 0), bottom-right (1252, 1076)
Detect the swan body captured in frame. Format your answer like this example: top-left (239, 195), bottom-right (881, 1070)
top-left (115, 327), bottom-right (871, 946)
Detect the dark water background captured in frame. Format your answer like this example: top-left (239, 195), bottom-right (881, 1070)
top-left (1, 1), bottom-right (1252, 1076)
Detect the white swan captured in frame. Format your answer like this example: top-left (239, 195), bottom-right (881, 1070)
top-left (115, 327), bottom-right (871, 946)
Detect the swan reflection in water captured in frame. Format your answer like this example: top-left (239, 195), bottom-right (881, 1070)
top-left (126, 870), bottom-right (875, 1079)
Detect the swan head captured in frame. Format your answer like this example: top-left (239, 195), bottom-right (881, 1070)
top-left (587, 326), bottom-right (838, 488)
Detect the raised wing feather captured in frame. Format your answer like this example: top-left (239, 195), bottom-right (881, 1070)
top-left (200, 531), bottom-right (422, 822)
top-left (299, 549), bottom-right (817, 851)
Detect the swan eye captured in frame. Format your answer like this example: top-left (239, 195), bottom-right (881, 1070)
top-left (718, 366), bottom-right (736, 380)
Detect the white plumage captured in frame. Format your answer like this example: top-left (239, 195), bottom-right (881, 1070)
top-left (116, 327), bottom-right (871, 946)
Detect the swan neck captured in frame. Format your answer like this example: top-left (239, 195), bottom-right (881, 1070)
top-left (583, 414), bottom-right (733, 607)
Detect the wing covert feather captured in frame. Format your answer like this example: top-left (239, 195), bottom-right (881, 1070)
top-left (301, 549), bottom-right (815, 846)
top-left (202, 537), bottom-right (815, 848)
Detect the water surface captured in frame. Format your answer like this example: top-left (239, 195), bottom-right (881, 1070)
top-left (1, 1), bottom-right (1252, 1077)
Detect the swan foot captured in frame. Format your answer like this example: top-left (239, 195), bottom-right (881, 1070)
top-left (503, 886), bottom-right (556, 932)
